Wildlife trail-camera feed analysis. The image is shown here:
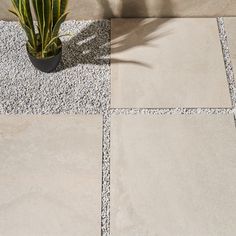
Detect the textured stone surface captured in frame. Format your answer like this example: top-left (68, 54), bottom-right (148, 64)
top-left (0, 116), bottom-right (102, 236)
top-left (111, 18), bottom-right (231, 108)
top-left (111, 114), bottom-right (236, 236)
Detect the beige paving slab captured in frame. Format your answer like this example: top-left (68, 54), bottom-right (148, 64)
top-left (111, 114), bottom-right (236, 236)
top-left (111, 18), bottom-right (231, 108)
top-left (0, 116), bottom-right (102, 236)
top-left (224, 17), bottom-right (236, 73)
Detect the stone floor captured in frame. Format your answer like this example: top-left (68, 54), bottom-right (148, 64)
top-left (0, 116), bottom-right (102, 235)
top-left (111, 18), bottom-right (231, 108)
top-left (0, 17), bottom-right (236, 236)
top-left (111, 114), bottom-right (236, 236)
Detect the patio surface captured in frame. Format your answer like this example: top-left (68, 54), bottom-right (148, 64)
top-left (0, 116), bottom-right (102, 235)
top-left (0, 17), bottom-right (236, 236)
top-left (111, 18), bottom-right (231, 108)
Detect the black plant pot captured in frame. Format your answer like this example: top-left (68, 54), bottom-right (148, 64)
top-left (26, 42), bottom-right (62, 73)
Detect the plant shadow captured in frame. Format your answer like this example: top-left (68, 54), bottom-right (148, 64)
top-left (56, 0), bottom-right (174, 71)
top-left (56, 21), bottom-right (110, 72)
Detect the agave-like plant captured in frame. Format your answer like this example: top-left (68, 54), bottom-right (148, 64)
top-left (9, 0), bottom-right (69, 58)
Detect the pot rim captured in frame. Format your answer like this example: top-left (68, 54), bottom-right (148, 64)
top-left (26, 38), bottom-right (62, 60)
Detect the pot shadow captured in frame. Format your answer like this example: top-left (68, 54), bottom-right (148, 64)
top-left (56, 0), bottom-right (174, 72)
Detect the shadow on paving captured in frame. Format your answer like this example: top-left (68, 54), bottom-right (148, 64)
top-left (57, 0), bottom-right (174, 71)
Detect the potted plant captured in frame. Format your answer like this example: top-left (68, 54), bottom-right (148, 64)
top-left (9, 0), bottom-right (69, 73)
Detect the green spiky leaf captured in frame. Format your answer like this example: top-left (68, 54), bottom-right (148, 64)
top-left (52, 11), bottom-right (69, 38)
top-left (9, 0), bottom-right (69, 59)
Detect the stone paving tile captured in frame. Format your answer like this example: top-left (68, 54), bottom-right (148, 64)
top-left (111, 114), bottom-right (236, 236)
top-left (111, 18), bottom-right (231, 108)
top-left (0, 116), bottom-right (102, 236)
top-left (224, 17), bottom-right (236, 74)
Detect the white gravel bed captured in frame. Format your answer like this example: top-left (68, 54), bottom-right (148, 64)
top-left (0, 20), bottom-right (110, 114)
top-left (0, 18), bottom-right (236, 236)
